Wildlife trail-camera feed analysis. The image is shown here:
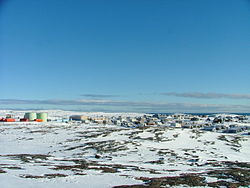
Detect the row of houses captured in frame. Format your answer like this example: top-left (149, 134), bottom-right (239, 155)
top-left (68, 114), bottom-right (250, 133)
top-left (1, 111), bottom-right (249, 134)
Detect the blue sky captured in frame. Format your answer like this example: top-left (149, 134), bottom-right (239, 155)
top-left (0, 0), bottom-right (250, 112)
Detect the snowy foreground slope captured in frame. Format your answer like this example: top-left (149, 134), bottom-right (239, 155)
top-left (0, 110), bottom-right (250, 188)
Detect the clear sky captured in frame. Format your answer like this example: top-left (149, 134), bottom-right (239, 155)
top-left (0, 0), bottom-right (250, 113)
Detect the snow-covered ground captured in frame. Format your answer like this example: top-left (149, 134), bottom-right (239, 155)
top-left (0, 110), bottom-right (249, 187)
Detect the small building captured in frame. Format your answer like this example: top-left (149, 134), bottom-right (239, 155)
top-left (20, 118), bottom-right (29, 122)
top-left (224, 128), bottom-right (240, 133)
top-left (170, 122), bottom-right (182, 128)
top-left (213, 117), bottom-right (224, 124)
top-left (3, 118), bottom-right (15, 122)
top-left (147, 120), bottom-right (156, 126)
top-left (191, 117), bottom-right (199, 121)
top-left (69, 115), bottom-right (89, 121)
top-left (203, 126), bottom-right (216, 132)
top-left (182, 124), bottom-right (193, 129)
